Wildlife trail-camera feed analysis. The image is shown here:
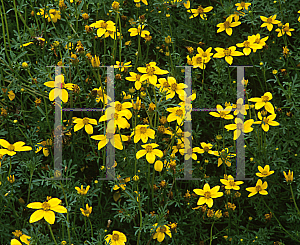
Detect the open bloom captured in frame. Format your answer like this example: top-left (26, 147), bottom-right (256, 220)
top-left (131, 125), bottom-right (155, 143)
top-left (225, 118), bottom-right (254, 140)
top-left (197, 142), bottom-right (218, 156)
top-left (248, 92), bottom-right (275, 114)
top-left (256, 165), bottom-right (274, 178)
top-left (75, 185), bottom-right (90, 195)
top-left (193, 183), bottom-right (223, 208)
top-left (246, 179), bottom-right (268, 197)
top-left (27, 198), bottom-right (67, 224)
top-left (0, 139), bottom-right (32, 156)
top-left (91, 128), bottom-right (128, 150)
top-left (90, 20), bottom-right (116, 38)
top-left (250, 33), bottom-right (268, 52)
top-left (192, 55), bottom-right (206, 69)
top-left (136, 143), bottom-right (163, 163)
top-left (179, 145), bottom-right (201, 160)
top-left (236, 36), bottom-right (262, 56)
top-left (37, 9), bottom-right (61, 23)
top-left (80, 204), bottom-right (92, 217)
top-left (216, 148), bottom-right (236, 167)
top-left (260, 15), bottom-right (281, 31)
top-left (152, 223), bottom-right (172, 242)
top-left (137, 62), bottom-right (169, 86)
top-left (73, 117), bottom-right (97, 134)
top-left (126, 72), bottom-right (143, 90)
top-left (275, 23), bottom-right (295, 37)
top-left (44, 75), bottom-right (75, 103)
top-left (213, 46), bottom-right (243, 65)
top-left (196, 47), bottom-right (213, 63)
top-left (220, 175), bottom-right (244, 190)
top-left (209, 105), bottom-right (234, 120)
top-left (11, 230), bottom-right (31, 245)
top-left (35, 139), bottom-right (53, 157)
top-left (253, 112), bottom-right (280, 132)
top-left (189, 5), bottom-right (213, 19)
top-left (105, 231), bottom-right (127, 245)
top-left (235, 2), bottom-right (251, 11)
top-left (165, 77), bottom-right (187, 100)
top-left (114, 61), bottom-right (132, 72)
top-left (217, 16), bottom-right (241, 36)
top-left (128, 24), bottom-right (150, 37)
top-left (166, 105), bottom-right (185, 126)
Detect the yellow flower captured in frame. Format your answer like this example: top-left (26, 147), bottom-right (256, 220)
top-left (133, 175), bottom-right (140, 181)
top-left (73, 117), bottom-right (97, 134)
top-left (220, 175), bottom-right (244, 190)
top-left (213, 46), bottom-right (244, 65)
top-left (7, 175), bottom-right (15, 184)
top-left (256, 165), bottom-right (274, 178)
top-left (236, 36), bottom-right (262, 56)
top-left (91, 128), bottom-right (128, 150)
top-left (217, 16), bottom-right (241, 36)
top-left (246, 179), bottom-right (268, 197)
top-left (80, 203), bottom-right (92, 217)
top-left (253, 112), bottom-right (280, 132)
top-left (75, 185), bottom-right (90, 195)
top-left (196, 47), bottom-right (213, 63)
top-left (114, 61), bottom-right (132, 72)
top-left (125, 72), bottom-right (143, 90)
top-left (209, 105), bottom-right (234, 120)
top-left (92, 87), bottom-right (109, 105)
top-left (152, 223), bottom-right (172, 242)
top-left (235, 2), bottom-right (251, 11)
top-left (27, 198), bottom-right (67, 224)
top-left (216, 148), bottom-right (236, 167)
top-left (275, 23), bottom-right (295, 37)
top-left (22, 62), bottom-right (29, 68)
top-left (192, 54), bottom-right (206, 69)
top-left (90, 20), bottom-right (116, 38)
top-left (250, 34), bottom-right (268, 52)
top-left (131, 125), bottom-right (155, 143)
top-left (137, 62), bottom-right (169, 86)
top-left (91, 55), bottom-right (100, 67)
top-left (0, 139), bottom-right (32, 156)
top-left (128, 24), bottom-right (150, 38)
top-left (260, 15), bottom-right (281, 31)
top-left (20, 42), bottom-right (34, 48)
top-left (44, 74), bottom-right (75, 103)
top-left (283, 170), bottom-right (293, 183)
top-left (166, 105), bottom-right (185, 126)
top-left (232, 98), bottom-right (249, 116)
top-left (189, 5), bottom-right (213, 20)
top-left (134, 0), bottom-right (148, 5)
top-left (105, 231), bottom-right (127, 245)
top-left (154, 160), bottom-right (163, 172)
top-left (11, 230), bottom-right (31, 245)
top-left (35, 139), bottom-right (53, 157)
top-left (224, 118), bottom-right (254, 140)
top-left (8, 90), bottom-right (15, 101)
top-left (136, 143), bottom-right (163, 164)
top-left (197, 142), bottom-right (218, 156)
top-left (165, 77), bottom-right (187, 100)
top-left (248, 92), bottom-right (275, 114)
top-left (193, 183), bottom-right (223, 208)
top-left (111, 1), bottom-right (120, 11)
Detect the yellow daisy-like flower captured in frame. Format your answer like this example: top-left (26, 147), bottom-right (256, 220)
top-left (73, 117), bottom-right (97, 134)
top-left (196, 47), bottom-right (213, 63)
top-left (44, 75), bottom-right (75, 103)
top-left (75, 185), bottom-right (90, 195)
top-left (166, 105), bottom-right (185, 126)
top-left (253, 112), bottom-right (280, 132)
top-left (128, 24), bottom-right (150, 38)
top-left (213, 46), bottom-right (244, 65)
top-left (165, 77), bottom-right (187, 100)
top-left (224, 118), bottom-right (254, 140)
top-left (0, 139), bottom-right (32, 156)
top-left (193, 183), bottom-right (223, 208)
top-left (27, 198), bottom-right (67, 224)
top-left (209, 105), bottom-right (234, 120)
top-left (260, 15), bottom-right (281, 31)
top-left (35, 139), bottom-right (53, 157)
top-left (92, 87), bottom-right (109, 105)
top-left (235, 2), bottom-right (251, 11)
top-left (216, 148), bottom-right (236, 167)
top-left (220, 175), bottom-right (244, 190)
top-left (136, 143), bottom-right (163, 164)
top-left (275, 23), bottom-right (295, 37)
top-left (216, 16), bottom-right (241, 36)
top-left (152, 223), bottom-right (172, 242)
top-left (104, 231), bottom-right (127, 245)
top-left (232, 98), bottom-right (249, 116)
top-left (197, 142), bottom-right (218, 156)
top-left (179, 145), bottom-right (201, 160)
top-left (131, 125), bottom-right (155, 143)
top-left (80, 203), bottom-right (92, 217)
top-left (126, 72), bottom-right (143, 90)
top-left (256, 165), bottom-right (274, 178)
top-left (248, 92), bottom-right (275, 114)
top-left (189, 5), bottom-right (213, 20)
top-left (137, 62), bottom-right (169, 86)
top-left (283, 170), bottom-right (293, 183)
top-left (11, 230), bottom-right (31, 245)
top-left (236, 36), bottom-right (262, 56)
top-left (114, 61), bottom-right (132, 72)
top-left (191, 55), bottom-right (206, 69)
top-left (250, 34), bottom-right (268, 53)
top-left (246, 179), bottom-right (268, 197)
top-left (90, 20), bottom-right (116, 38)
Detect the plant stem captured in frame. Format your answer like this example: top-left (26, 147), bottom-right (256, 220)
top-left (47, 223), bottom-right (58, 245)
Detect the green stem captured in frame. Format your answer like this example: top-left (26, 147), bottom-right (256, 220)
top-left (47, 223), bottom-right (58, 245)
top-left (137, 184), bottom-right (143, 245)
top-left (209, 221), bottom-right (215, 245)
top-left (88, 217), bottom-right (94, 238)
top-left (290, 184), bottom-right (300, 217)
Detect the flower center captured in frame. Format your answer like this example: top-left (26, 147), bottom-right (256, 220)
top-left (159, 226), bottom-right (167, 233)
top-left (146, 66), bottom-right (155, 76)
top-left (263, 118), bottom-right (269, 125)
top-left (197, 5), bottom-right (204, 14)
top-left (256, 185), bottom-right (262, 192)
top-left (229, 180), bottom-right (235, 186)
top-left (145, 145), bottom-right (153, 153)
top-left (112, 234), bottom-right (119, 241)
top-left (171, 83), bottom-right (177, 91)
top-left (136, 74), bottom-right (142, 81)
top-left (163, 81), bottom-right (170, 88)
top-left (202, 52), bottom-right (208, 57)
top-left (114, 113), bottom-right (119, 120)
top-left (187, 148), bottom-right (193, 154)
top-left (262, 170), bottom-right (268, 175)
top-left (115, 104), bottom-right (122, 111)
top-left (204, 191), bottom-right (211, 198)
top-left (237, 123), bottom-right (244, 131)
top-left (107, 132), bottom-right (114, 139)
top-left (219, 111), bottom-right (226, 117)
top-left (283, 26), bottom-right (289, 32)
top-left (224, 49), bottom-right (231, 56)
top-left (140, 127), bottom-right (147, 134)
top-left (203, 146), bottom-right (209, 152)
top-left (196, 56), bottom-right (203, 64)
top-left (240, 2), bottom-right (245, 7)
top-left (267, 18), bottom-right (273, 23)
top-left (42, 202), bottom-right (51, 211)
top-left (101, 22), bottom-right (108, 29)
top-left (176, 109), bottom-right (183, 116)
top-left (237, 104), bottom-right (242, 110)
top-left (244, 41), bottom-right (250, 48)
top-left (255, 38), bottom-right (261, 44)
top-left (8, 144), bottom-right (15, 151)
top-left (261, 95), bottom-right (269, 102)
top-left (224, 21), bottom-right (230, 28)
top-left (82, 117), bottom-right (89, 125)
